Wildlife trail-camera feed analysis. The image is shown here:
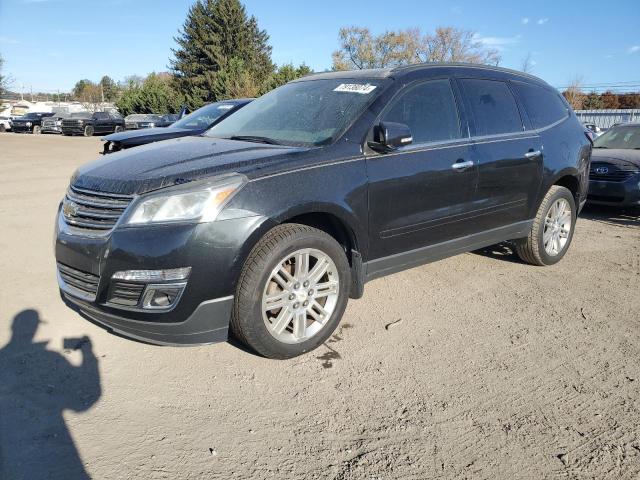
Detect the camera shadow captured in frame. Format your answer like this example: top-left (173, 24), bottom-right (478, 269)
top-left (0, 309), bottom-right (101, 480)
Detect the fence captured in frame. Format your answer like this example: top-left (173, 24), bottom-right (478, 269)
top-left (574, 109), bottom-right (639, 129)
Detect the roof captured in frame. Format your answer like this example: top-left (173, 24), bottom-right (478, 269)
top-left (294, 62), bottom-right (547, 86)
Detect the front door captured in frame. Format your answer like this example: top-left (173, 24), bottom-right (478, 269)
top-left (366, 79), bottom-right (478, 267)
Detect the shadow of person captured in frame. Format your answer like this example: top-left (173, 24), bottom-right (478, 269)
top-left (0, 309), bottom-right (101, 480)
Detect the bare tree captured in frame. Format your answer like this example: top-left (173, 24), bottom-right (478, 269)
top-left (0, 54), bottom-right (14, 97)
top-left (78, 84), bottom-right (104, 112)
top-left (521, 52), bottom-right (534, 73)
top-left (419, 27), bottom-right (500, 65)
top-left (332, 26), bottom-right (501, 71)
top-left (562, 77), bottom-right (586, 110)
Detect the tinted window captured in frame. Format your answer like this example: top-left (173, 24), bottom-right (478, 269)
top-left (512, 81), bottom-right (568, 129)
top-left (94, 112), bottom-right (108, 120)
top-left (382, 79), bottom-right (461, 144)
top-left (461, 79), bottom-right (523, 136)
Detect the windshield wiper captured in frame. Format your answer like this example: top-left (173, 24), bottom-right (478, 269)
top-left (227, 135), bottom-right (282, 145)
top-left (593, 146), bottom-right (608, 148)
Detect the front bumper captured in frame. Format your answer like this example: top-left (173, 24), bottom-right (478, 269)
top-left (55, 207), bottom-right (268, 345)
top-left (11, 124), bottom-right (32, 133)
top-left (588, 174), bottom-right (640, 207)
top-left (42, 125), bottom-right (62, 134)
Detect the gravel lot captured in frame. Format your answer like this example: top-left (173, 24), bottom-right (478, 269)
top-left (1, 133), bottom-right (639, 479)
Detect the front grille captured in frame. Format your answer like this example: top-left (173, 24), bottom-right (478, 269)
top-left (62, 186), bottom-right (134, 231)
top-left (58, 263), bottom-right (100, 301)
top-left (107, 281), bottom-right (146, 307)
top-left (62, 119), bottom-right (83, 127)
top-left (590, 163), bottom-right (639, 182)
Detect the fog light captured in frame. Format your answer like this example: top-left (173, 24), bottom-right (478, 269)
top-left (142, 283), bottom-right (186, 310)
top-left (112, 267), bottom-right (191, 282)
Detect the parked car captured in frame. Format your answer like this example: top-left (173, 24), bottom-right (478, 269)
top-left (11, 112), bottom-right (55, 134)
top-left (588, 122), bottom-right (640, 207)
top-left (101, 100), bottom-right (251, 154)
top-left (55, 63), bottom-right (590, 358)
top-left (41, 114), bottom-right (67, 134)
top-left (124, 114), bottom-right (171, 130)
top-left (62, 111), bottom-right (125, 137)
top-left (583, 123), bottom-right (605, 138)
top-left (162, 113), bottom-right (180, 126)
top-left (0, 116), bottom-right (11, 132)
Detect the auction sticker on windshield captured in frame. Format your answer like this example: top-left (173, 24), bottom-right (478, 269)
top-left (333, 83), bottom-right (377, 94)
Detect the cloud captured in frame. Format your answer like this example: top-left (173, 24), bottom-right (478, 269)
top-left (473, 34), bottom-right (522, 51)
top-left (0, 36), bottom-right (20, 44)
top-left (537, 18), bottom-right (549, 25)
top-left (628, 45), bottom-right (640, 54)
top-left (521, 17), bottom-right (530, 25)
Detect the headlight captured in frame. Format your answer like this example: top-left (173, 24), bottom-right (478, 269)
top-left (26, 122), bottom-right (32, 127)
top-left (56, 120), bottom-right (62, 126)
top-left (124, 174), bottom-right (247, 225)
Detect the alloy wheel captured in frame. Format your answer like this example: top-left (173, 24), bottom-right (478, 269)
top-left (262, 248), bottom-right (339, 344)
top-left (543, 198), bottom-right (572, 256)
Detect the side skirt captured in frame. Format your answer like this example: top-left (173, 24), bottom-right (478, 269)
top-left (364, 220), bottom-right (533, 281)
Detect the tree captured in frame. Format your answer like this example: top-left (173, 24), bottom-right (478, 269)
top-left (0, 54), bottom-right (10, 97)
top-left (116, 72), bottom-right (184, 116)
top-left (521, 53), bottom-right (534, 73)
top-left (72, 79), bottom-right (92, 100)
top-left (618, 93), bottom-right (640, 109)
top-left (170, 0), bottom-right (274, 109)
top-left (99, 75), bottom-right (118, 102)
top-left (77, 83), bottom-right (103, 112)
top-left (582, 91), bottom-right (604, 110)
top-left (332, 26), bottom-right (500, 71)
top-left (261, 63), bottom-right (312, 93)
top-left (600, 91), bottom-right (619, 109)
top-left (561, 77), bottom-right (586, 110)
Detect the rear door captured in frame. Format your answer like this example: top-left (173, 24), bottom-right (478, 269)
top-left (366, 78), bottom-right (477, 262)
top-left (93, 112), bottom-right (110, 133)
top-left (458, 78), bottom-right (543, 230)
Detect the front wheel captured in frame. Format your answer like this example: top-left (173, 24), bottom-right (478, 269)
top-left (231, 224), bottom-right (350, 359)
top-left (114, 125), bottom-right (123, 133)
top-left (32, 125), bottom-right (41, 135)
top-left (515, 185), bottom-right (576, 266)
top-left (83, 125), bottom-right (94, 137)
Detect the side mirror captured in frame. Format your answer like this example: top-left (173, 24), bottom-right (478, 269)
top-left (369, 121), bottom-right (413, 152)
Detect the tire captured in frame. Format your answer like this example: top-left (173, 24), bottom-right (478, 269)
top-left (0, 124), bottom-right (5, 133)
top-left (83, 125), bottom-right (94, 137)
top-left (231, 224), bottom-right (351, 359)
top-left (515, 185), bottom-right (577, 266)
top-left (32, 125), bottom-right (41, 135)
top-left (114, 125), bottom-right (123, 133)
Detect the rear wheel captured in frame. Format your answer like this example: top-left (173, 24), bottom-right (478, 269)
top-left (231, 224), bottom-right (350, 359)
top-left (515, 185), bottom-right (576, 266)
top-left (83, 125), bottom-right (94, 137)
top-left (32, 125), bottom-right (41, 135)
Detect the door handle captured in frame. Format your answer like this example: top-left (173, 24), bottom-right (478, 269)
top-left (524, 150), bottom-right (542, 159)
top-left (451, 160), bottom-right (474, 171)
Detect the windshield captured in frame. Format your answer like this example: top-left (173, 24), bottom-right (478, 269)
top-left (126, 114), bottom-right (162, 122)
top-left (22, 113), bottom-right (43, 119)
top-left (171, 102), bottom-right (239, 130)
top-left (593, 125), bottom-right (640, 150)
top-left (70, 112), bottom-right (92, 119)
top-left (206, 79), bottom-right (385, 146)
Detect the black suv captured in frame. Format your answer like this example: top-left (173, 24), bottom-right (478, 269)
top-left (62, 111), bottom-right (125, 136)
top-left (55, 64), bottom-right (591, 358)
top-left (11, 112), bottom-right (55, 134)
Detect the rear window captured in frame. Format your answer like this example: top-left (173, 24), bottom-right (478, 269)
top-left (512, 81), bottom-right (568, 129)
top-left (460, 79), bottom-right (523, 136)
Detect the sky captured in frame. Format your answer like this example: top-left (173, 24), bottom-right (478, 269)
top-left (1, 0), bottom-right (639, 94)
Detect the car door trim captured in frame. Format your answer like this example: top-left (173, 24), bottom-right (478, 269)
top-left (366, 219), bottom-right (533, 280)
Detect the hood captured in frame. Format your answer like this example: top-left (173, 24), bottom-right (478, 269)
top-left (591, 148), bottom-right (640, 168)
top-left (103, 126), bottom-right (197, 145)
top-left (72, 135), bottom-right (308, 195)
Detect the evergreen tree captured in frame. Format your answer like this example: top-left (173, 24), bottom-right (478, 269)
top-left (170, 0), bottom-right (274, 108)
top-left (261, 63), bottom-right (312, 94)
top-left (582, 91), bottom-right (604, 110)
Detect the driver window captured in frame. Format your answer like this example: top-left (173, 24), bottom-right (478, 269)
top-left (383, 79), bottom-right (462, 145)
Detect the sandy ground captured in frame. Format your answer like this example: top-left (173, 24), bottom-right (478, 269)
top-left (0, 133), bottom-right (639, 479)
